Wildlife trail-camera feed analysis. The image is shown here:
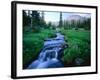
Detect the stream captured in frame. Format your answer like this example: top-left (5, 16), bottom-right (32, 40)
top-left (27, 32), bottom-right (68, 69)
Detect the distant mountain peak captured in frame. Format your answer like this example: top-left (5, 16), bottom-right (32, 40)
top-left (67, 15), bottom-right (83, 21)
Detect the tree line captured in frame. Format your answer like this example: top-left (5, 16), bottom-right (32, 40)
top-left (23, 10), bottom-right (91, 33)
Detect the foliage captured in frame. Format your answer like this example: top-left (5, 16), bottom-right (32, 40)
top-left (31, 11), bottom-right (41, 32)
top-left (23, 10), bottom-right (47, 32)
top-left (62, 18), bottom-right (91, 30)
top-left (23, 29), bottom-right (91, 68)
top-left (23, 11), bottom-right (31, 26)
top-left (23, 29), bottom-right (56, 69)
top-left (59, 12), bottom-right (62, 27)
top-left (22, 10), bottom-right (91, 68)
top-left (61, 29), bottom-right (90, 66)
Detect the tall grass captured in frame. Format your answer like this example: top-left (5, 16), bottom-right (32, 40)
top-left (23, 29), bottom-right (55, 69)
top-left (61, 29), bottom-right (91, 66)
top-left (23, 28), bottom-right (91, 68)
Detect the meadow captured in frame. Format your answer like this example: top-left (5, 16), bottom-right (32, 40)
top-left (23, 28), bottom-right (91, 69)
top-left (61, 29), bottom-right (91, 67)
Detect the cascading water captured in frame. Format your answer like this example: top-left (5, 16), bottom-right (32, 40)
top-left (27, 33), bottom-right (68, 69)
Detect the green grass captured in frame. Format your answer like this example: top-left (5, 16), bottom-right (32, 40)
top-left (23, 29), bottom-right (56, 69)
top-left (61, 29), bottom-right (91, 66)
top-left (23, 28), bottom-right (91, 68)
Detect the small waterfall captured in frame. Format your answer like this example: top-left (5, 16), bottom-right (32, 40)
top-left (38, 49), bottom-right (58, 62)
top-left (27, 33), bottom-right (67, 69)
top-left (55, 50), bottom-right (58, 59)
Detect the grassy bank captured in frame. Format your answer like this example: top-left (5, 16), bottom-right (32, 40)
top-left (61, 29), bottom-right (91, 66)
top-left (23, 29), bottom-right (55, 69)
top-left (23, 28), bottom-right (91, 68)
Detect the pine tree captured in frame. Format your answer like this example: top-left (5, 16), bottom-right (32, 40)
top-left (23, 10), bottom-right (31, 26)
top-left (31, 11), bottom-right (41, 32)
top-left (59, 12), bottom-right (62, 27)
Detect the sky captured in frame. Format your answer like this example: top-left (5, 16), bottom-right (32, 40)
top-left (44, 12), bottom-right (91, 23)
top-left (25, 10), bottom-right (91, 23)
